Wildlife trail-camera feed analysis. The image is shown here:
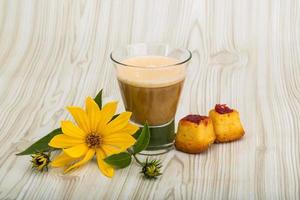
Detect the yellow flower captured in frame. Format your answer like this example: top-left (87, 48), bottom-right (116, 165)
top-left (48, 97), bottom-right (138, 177)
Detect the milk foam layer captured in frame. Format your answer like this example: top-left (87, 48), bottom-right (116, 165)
top-left (116, 56), bottom-right (186, 88)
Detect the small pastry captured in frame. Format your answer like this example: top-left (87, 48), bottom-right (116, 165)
top-left (175, 115), bottom-right (216, 154)
top-left (209, 104), bottom-right (245, 142)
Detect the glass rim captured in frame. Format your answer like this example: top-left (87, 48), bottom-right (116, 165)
top-left (110, 43), bottom-right (192, 69)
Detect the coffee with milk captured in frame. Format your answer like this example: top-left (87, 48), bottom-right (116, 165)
top-left (116, 56), bottom-right (185, 126)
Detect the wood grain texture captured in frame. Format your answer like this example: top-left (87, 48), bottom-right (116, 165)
top-left (0, 0), bottom-right (300, 199)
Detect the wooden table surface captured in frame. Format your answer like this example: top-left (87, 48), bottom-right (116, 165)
top-left (0, 0), bottom-right (299, 199)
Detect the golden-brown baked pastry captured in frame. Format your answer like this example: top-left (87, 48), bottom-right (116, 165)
top-left (175, 115), bottom-right (216, 154)
top-left (209, 104), bottom-right (245, 142)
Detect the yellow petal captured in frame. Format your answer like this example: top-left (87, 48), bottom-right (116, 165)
top-left (61, 120), bottom-right (86, 139)
top-left (67, 106), bottom-right (90, 133)
top-left (102, 134), bottom-right (136, 151)
top-left (118, 123), bottom-right (139, 135)
top-left (51, 152), bottom-right (76, 167)
top-left (63, 143), bottom-right (89, 158)
top-left (64, 149), bottom-right (95, 173)
top-left (100, 145), bottom-right (123, 157)
top-left (96, 149), bottom-right (114, 178)
top-left (96, 102), bottom-right (118, 132)
top-left (102, 112), bottom-right (132, 135)
top-left (49, 134), bottom-right (84, 148)
top-left (85, 97), bottom-right (101, 132)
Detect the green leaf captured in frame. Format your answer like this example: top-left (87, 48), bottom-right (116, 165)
top-left (16, 128), bottom-right (62, 155)
top-left (132, 123), bottom-right (150, 154)
top-left (104, 152), bottom-right (132, 169)
top-left (94, 89), bottom-right (103, 109)
top-left (132, 128), bottom-right (142, 139)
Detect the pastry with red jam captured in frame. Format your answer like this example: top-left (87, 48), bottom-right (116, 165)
top-left (175, 115), bottom-right (216, 154)
top-left (209, 104), bottom-right (245, 142)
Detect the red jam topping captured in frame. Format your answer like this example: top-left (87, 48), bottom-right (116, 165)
top-left (215, 104), bottom-right (233, 114)
top-left (182, 114), bottom-right (208, 124)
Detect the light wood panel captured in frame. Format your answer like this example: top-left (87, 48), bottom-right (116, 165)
top-left (0, 0), bottom-right (299, 199)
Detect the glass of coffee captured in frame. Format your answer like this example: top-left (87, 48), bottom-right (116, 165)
top-left (110, 43), bottom-right (192, 155)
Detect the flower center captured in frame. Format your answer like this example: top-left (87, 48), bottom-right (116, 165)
top-left (85, 133), bottom-right (102, 148)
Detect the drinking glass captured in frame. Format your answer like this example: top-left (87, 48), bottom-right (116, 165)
top-left (110, 43), bottom-right (192, 155)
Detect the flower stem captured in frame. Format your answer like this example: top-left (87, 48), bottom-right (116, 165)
top-left (132, 154), bottom-right (143, 166)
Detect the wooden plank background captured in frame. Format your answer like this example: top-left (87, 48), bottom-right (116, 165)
top-left (0, 0), bottom-right (299, 199)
